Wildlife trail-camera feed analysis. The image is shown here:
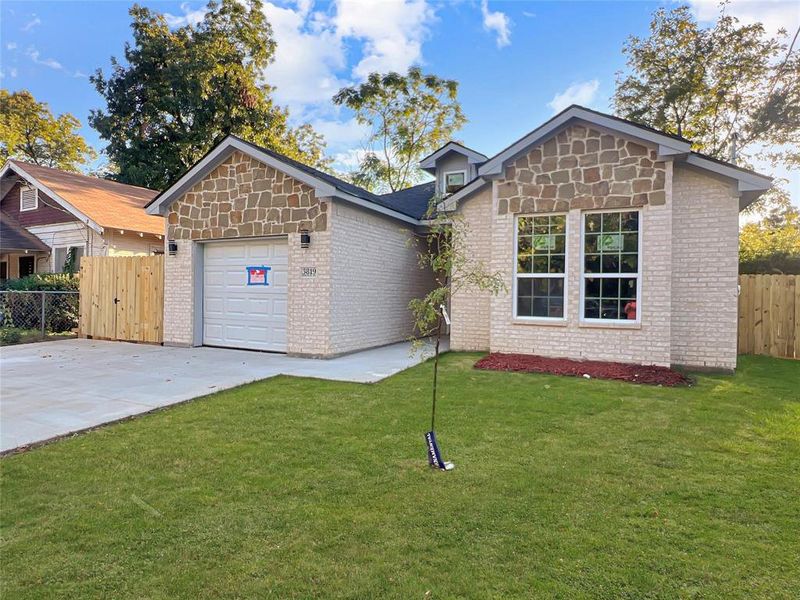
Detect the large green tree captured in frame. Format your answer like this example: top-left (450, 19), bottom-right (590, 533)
top-left (0, 89), bottom-right (96, 171)
top-left (90, 0), bottom-right (328, 190)
top-left (333, 67), bottom-right (466, 193)
top-left (614, 3), bottom-right (799, 173)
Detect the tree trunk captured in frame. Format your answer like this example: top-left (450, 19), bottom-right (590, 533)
top-left (430, 315), bottom-right (442, 432)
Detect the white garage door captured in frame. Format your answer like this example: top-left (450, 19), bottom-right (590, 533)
top-left (203, 239), bottom-right (288, 352)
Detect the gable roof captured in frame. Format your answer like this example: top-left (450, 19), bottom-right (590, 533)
top-left (419, 141), bottom-right (488, 173)
top-left (1, 160), bottom-right (163, 236)
top-left (0, 211), bottom-right (50, 253)
top-left (146, 135), bottom-right (424, 224)
top-left (440, 105), bottom-right (772, 212)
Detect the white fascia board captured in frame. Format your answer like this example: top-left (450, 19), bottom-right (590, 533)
top-left (419, 143), bottom-right (488, 169)
top-left (479, 107), bottom-right (692, 177)
top-left (685, 154), bottom-right (772, 192)
top-left (1, 161), bottom-right (103, 234)
top-left (436, 177), bottom-right (488, 212)
top-left (147, 136), bottom-right (339, 216)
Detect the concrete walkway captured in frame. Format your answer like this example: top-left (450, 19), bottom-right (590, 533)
top-left (0, 338), bottom-right (443, 453)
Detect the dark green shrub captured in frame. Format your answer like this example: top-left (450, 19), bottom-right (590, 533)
top-left (0, 274), bottom-right (79, 333)
top-left (0, 328), bottom-right (23, 345)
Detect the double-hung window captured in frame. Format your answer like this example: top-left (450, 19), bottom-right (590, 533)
top-left (443, 171), bottom-right (466, 195)
top-left (581, 210), bottom-right (641, 322)
top-left (515, 214), bottom-right (567, 319)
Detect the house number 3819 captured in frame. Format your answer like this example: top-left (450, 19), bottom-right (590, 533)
top-left (301, 267), bottom-right (317, 278)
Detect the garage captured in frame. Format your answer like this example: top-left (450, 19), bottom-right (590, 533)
top-left (202, 238), bottom-right (288, 352)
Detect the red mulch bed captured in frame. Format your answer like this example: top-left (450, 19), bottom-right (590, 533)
top-left (474, 353), bottom-right (691, 386)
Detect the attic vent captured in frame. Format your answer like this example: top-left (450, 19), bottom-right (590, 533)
top-left (20, 186), bottom-right (38, 211)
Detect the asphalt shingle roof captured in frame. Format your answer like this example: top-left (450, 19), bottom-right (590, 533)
top-left (0, 211), bottom-right (50, 252)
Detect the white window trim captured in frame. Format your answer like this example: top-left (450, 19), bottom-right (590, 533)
top-left (52, 244), bottom-right (85, 273)
top-left (579, 207), bottom-right (643, 326)
top-left (442, 169), bottom-right (467, 195)
top-left (513, 213), bottom-right (569, 322)
top-left (20, 186), bottom-right (38, 212)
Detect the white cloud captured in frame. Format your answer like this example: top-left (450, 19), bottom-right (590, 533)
top-left (547, 80), bottom-right (600, 113)
top-left (334, 0), bottom-right (435, 79)
top-left (25, 47), bottom-right (62, 70)
top-left (0, 67), bottom-right (19, 79)
top-left (163, 2), bottom-right (207, 28)
top-left (21, 16), bottom-right (40, 32)
top-left (480, 0), bottom-right (511, 48)
top-left (309, 116), bottom-right (369, 149)
top-left (7, 42), bottom-right (18, 50)
top-left (262, 1), bottom-right (346, 110)
top-left (688, 0), bottom-right (800, 36)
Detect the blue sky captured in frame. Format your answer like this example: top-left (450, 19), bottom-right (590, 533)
top-left (1, 0), bottom-right (797, 205)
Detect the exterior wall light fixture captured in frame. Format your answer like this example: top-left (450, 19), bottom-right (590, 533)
top-left (300, 229), bottom-right (311, 248)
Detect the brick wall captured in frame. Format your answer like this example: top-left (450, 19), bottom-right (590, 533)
top-left (670, 166), bottom-right (739, 370)
top-left (329, 201), bottom-right (434, 354)
top-left (450, 186), bottom-right (493, 351)
top-left (288, 229), bottom-right (332, 356)
top-left (163, 238), bottom-right (196, 346)
top-left (451, 127), bottom-right (674, 366)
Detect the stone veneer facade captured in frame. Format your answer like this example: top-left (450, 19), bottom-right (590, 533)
top-left (167, 151), bottom-right (327, 241)
top-left (162, 151), bottom-right (431, 357)
top-left (497, 124), bottom-right (666, 214)
top-left (450, 125), bottom-right (740, 371)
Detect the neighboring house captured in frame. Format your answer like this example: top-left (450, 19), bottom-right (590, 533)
top-left (0, 211), bottom-right (51, 279)
top-left (146, 105), bottom-right (771, 370)
top-left (0, 160), bottom-right (164, 279)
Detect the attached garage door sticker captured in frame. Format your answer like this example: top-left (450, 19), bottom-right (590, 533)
top-left (246, 265), bottom-right (271, 286)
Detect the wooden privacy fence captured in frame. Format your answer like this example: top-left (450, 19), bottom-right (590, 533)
top-left (738, 274), bottom-right (800, 360)
top-left (79, 255), bottom-right (164, 343)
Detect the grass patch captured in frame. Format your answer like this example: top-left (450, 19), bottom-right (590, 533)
top-left (1, 354), bottom-right (798, 598)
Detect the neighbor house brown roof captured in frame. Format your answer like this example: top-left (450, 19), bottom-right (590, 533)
top-left (7, 160), bottom-right (164, 236)
top-left (1, 211), bottom-right (50, 252)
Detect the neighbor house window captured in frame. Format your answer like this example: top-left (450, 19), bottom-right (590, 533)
top-left (20, 186), bottom-right (38, 211)
top-left (581, 210), bottom-right (640, 322)
top-left (54, 246), bottom-right (84, 273)
top-left (515, 214), bottom-right (567, 319)
top-left (444, 171), bottom-right (466, 194)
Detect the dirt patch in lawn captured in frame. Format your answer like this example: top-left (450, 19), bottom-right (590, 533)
top-left (474, 353), bottom-right (691, 386)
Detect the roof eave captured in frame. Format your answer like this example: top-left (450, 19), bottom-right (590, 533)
top-left (0, 161), bottom-right (103, 234)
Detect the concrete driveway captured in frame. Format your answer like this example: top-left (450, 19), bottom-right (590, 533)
top-left (0, 338), bottom-right (441, 453)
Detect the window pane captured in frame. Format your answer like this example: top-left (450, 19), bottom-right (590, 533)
top-left (601, 299), bottom-right (619, 319)
top-left (549, 298), bottom-right (564, 318)
top-left (517, 278), bottom-right (532, 297)
top-left (517, 254), bottom-right (532, 273)
top-left (549, 255), bottom-right (565, 273)
top-left (533, 217), bottom-right (549, 233)
top-left (533, 278), bottom-right (548, 296)
top-left (602, 212), bottom-right (620, 231)
top-left (621, 278), bottom-right (637, 298)
top-left (601, 278), bottom-right (619, 297)
top-left (623, 233), bottom-right (638, 252)
top-left (532, 298), bottom-right (548, 317)
top-left (586, 213), bottom-right (602, 232)
top-left (518, 235), bottom-right (532, 254)
top-left (585, 254), bottom-right (600, 273)
top-left (585, 277), bottom-right (600, 297)
top-left (518, 217), bottom-right (532, 235)
top-left (621, 211), bottom-right (639, 231)
top-left (517, 276), bottom-right (565, 318)
top-left (533, 255), bottom-right (548, 273)
top-left (620, 254), bottom-right (638, 273)
top-left (517, 296), bottom-right (532, 317)
top-left (584, 233), bottom-right (598, 254)
top-left (553, 234), bottom-right (566, 253)
top-left (584, 299), bottom-right (600, 319)
top-left (601, 254), bottom-right (620, 273)
top-left (551, 216), bottom-right (566, 233)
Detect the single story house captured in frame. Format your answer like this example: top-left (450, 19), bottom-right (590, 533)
top-left (0, 211), bottom-right (51, 279)
top-left (146, 105), bottom-right (771, 370)
top-left (0, 160), bottom-right (164, 279)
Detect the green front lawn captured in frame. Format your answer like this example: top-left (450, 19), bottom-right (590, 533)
top-left (2, 354), bottom-right (798, 598)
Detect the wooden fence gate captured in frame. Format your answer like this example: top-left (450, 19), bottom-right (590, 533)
top-left (738, 274), bottom-right (800, 360)
top-left (79, 255), bottom-right (164, 343)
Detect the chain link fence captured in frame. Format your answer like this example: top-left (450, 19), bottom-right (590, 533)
top-left (0, 291), bottom-right (80, 345)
